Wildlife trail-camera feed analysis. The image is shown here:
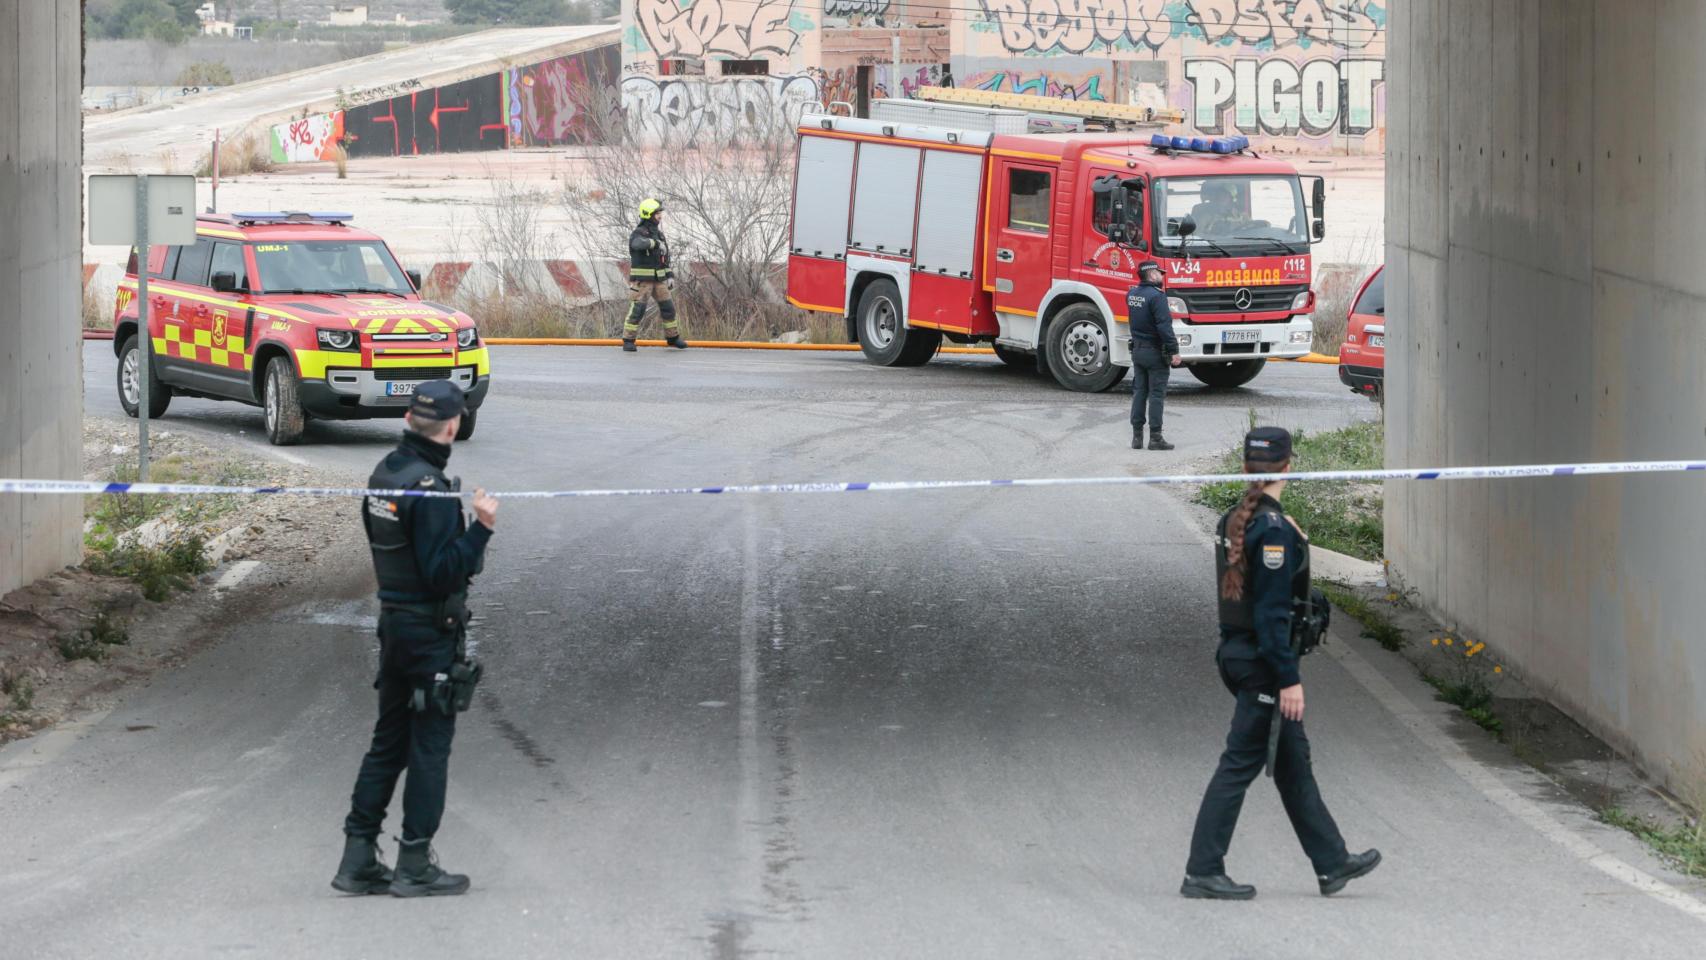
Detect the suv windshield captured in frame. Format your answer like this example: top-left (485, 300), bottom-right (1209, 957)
top-left (1152, 175), bottom-right (1308, 254)
top-left (252, 240), bottom-right (411, 294)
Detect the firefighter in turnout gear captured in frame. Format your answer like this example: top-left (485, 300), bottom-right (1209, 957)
top-left (624, 198), bottom-right (687, 352)
top-left (1181, 426), bottom-right (1381, 901)
top-left (334, 380), bottom-right (497, 898)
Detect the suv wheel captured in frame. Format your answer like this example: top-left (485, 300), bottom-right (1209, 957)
top-left (263, 356), bottom-right (306, 445)
top-left (116, 335), bottom-right (172, 419)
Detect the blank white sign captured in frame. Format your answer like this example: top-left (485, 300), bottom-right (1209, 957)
top-left (88, 175), bottom-right (199, 245)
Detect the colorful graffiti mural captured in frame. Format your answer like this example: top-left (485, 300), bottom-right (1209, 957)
top-left (631, 0), bottom-right (809, 61)
top-left (955, 0), bottom-right (1386, 152)
top-left (621, 74), bottom-right (820, 145)
top-left (269, 112), bottom-right (346, 163)
top-left (967, 68), bottom-right (1107, 101)
top-left (872, 63), bottom-right (944, 100)
top-left (507, 46), bottom-right (622, 147)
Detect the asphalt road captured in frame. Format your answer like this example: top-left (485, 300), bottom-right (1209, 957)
top-left (5, 346), bottom-right (1704, 958)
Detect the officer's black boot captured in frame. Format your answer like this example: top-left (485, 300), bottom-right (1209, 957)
top-left (330, 834), bottom-right (393, 895)
top-left (1180, 873), bottom-right (1257, 900)
top-left (622, 338), bottom-right (637, 353)
top-left (390, 838), bottom-right (471, 897)
top-left (1148, 433), bottom-right (1176, 451)
top-left (1131, 427), bottom-right (1144, 450)
top-left (666, 335), bottom-right (688, 349)
top-left (1318, 848), bottom-right (1381, 896)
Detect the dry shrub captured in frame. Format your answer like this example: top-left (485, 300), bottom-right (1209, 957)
top-left (196, 134), bottom-right (275, 178)
top-left (1312, 228), bottom-right (1383, 356)
top-left (83, 283), bottom-right (111, 330)
top-left (333, 143), bottom-right (349, 180)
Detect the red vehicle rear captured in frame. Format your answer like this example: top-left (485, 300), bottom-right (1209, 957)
top-left (1337, 264), bottom-right (1385, 400)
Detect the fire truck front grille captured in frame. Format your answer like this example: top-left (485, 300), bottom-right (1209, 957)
top-left (1178, 284), bottom-right (1307, 315)
top-left (373, 367), bottom-right (454, 382)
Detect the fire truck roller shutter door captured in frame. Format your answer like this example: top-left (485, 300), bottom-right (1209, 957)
top-left (792, 136), bottom-right (856, 262)
top-left (850, 144), bottom-right (922, 259)
top-left (914, 151), bottom-right (983, 280)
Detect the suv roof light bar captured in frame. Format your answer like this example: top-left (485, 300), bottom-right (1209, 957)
top-left (231, 211), bottom-right (354, 225)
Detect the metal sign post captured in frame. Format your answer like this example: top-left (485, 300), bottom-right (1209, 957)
top-left (88, 174), bottom-right (198, 482)
top-left (135, 175), bottom-right (151, 478)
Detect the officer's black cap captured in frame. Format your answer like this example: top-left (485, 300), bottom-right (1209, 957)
top-left (1138, 260), bottom-right (1162, 275)
top-left (1244, 426), bottom-right (1293, 463)
top-left (407, 380), bottom-right (467, 421)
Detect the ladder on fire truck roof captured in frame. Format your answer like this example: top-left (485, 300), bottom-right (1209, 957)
top-left (912, 86), bottom-right (1185, 131)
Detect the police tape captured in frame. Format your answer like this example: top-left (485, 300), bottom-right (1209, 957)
top-left (2, 459), bottom-right (1704, 501)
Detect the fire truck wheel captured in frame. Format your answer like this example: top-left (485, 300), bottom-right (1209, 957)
top-left (455, 409), bottom-right (478, 442)
top-left (262, 356), bottom-right (306, 446)
top-left (857, 279), bottom-right (911, 366)
top-left (116, 335), bottom-right (172, 419)
top-left (992, 343), bottom-right (1035, 371)
top-left (1044, 304), bottom-right (1127, 393)
top-left (1187, 359), bottom-right (1267, 389)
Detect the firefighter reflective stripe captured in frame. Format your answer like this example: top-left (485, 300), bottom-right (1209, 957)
top-left (629, 267), bottom-right (668, 278)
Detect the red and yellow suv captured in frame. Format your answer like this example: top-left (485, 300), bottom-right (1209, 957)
top-left (113, 212), bottom-right (490, 445)
top-left (1337, 264), bottom-right (1385, 400)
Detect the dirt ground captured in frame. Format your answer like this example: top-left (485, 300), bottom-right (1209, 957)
top-left (0, 418), bottom-right (364, 744)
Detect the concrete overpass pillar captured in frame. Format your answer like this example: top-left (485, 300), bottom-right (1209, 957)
top-left (0, 0), bottom-right (83, 595)
top-left (1387, 0), bottom-right (1706, 791)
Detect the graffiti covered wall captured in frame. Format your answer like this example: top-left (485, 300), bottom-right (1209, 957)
top-left (625, 0), bottom-right (820, 68)
top-left (621, 74), bottom-right (821, 145)
top-left (956, 0), bottom-right (1387, 153)
top-left (508, 46), bottom-right (623, 147)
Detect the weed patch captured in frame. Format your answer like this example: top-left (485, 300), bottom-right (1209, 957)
top-left (1600, 807), bottom-right (1706, 878)
top-left (85, 534), bottom-right (211, 602)
top-left (1320, 584), bottom-right (1406, 650)
top-left (56, 610), bottom-right (133, 663)
top-left (1196, 417), bottom-right (1384, 560)
top-left (2, 673), bottom-right (34, 711)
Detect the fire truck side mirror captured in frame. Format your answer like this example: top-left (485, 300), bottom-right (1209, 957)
top-left (211, 271), bottom-right (239, 293)
top-left (406, 269), bottom-right (423, 291)
top-left (1312, 218), bottom-right (1326, 241)
top-left (1177, 215), bottom-right (1198, 239)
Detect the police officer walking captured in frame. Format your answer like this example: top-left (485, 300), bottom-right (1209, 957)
top-left (623, 197), bottom-right (688, 353)
top-left (333, 380), bottom-right (497, 898)
top-left (1127, 260), bottom-right (1182, 451)
top-left (1181, 426), bottom-right (1380, 900)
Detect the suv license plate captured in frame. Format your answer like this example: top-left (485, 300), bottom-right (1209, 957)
top-left (1368, 334), bottom-right (1385, 347)
top-left (385, 381), bottom-right (422, 397)
top-left (1221, 330), bottom-right (1260, 344)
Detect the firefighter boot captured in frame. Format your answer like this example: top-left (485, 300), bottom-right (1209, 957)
top-left (622, 339), bottom-right (637, 353)
top-left (1131, 427), bottom-right (1144, 450)
top-left (331, 834), bottom-right (393, 895)
top-left (666, 335), bottom-right (689, 349)
top-left (390, 838), bottom-right (471, 897)
top-left (1148, 433), bottom-right (1175, 451)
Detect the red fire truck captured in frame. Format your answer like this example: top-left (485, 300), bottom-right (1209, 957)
top-left (785, 90), bottom-right (1326, 392)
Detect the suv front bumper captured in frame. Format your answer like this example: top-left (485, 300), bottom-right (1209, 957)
top-left (298, 367), bottom-right (489, 420)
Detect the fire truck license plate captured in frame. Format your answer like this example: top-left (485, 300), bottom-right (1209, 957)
top-left (1221, 330), bottom-right (1260, 344)
top-left (1368, 334), bottom-right (1385, 347)
top-left (385, 381), bottom-right (421, 397)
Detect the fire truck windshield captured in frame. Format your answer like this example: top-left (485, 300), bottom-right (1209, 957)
top-left (1152, 175), bottom-right (1308, 255)
top-left (252, 240), bottom-right (412, 295)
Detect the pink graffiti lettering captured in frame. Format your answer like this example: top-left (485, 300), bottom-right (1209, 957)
top-left (635, 0), bottom-right (803, 61)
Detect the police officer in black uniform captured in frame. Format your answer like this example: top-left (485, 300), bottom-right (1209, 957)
top-left (332, 380), bottom-right (498, 898)
top-left (1181, 426), bottom-right (1381, 900)
top-left (1126, 260), bottom-right (1182, 451)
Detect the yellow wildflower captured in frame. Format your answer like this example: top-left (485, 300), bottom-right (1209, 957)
top-left (1444, 638), bottom-right (1454, 646)
top-left (1494, 666), bottom-right (1503, 674)
top-left (1431, 638), bottom-right (1440, 647)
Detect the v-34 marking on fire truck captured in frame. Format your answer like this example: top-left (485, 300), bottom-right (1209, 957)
top-left (785, 89), bottom-right (1326, 392)
top-left (111, 211), bottom-right (490, 445)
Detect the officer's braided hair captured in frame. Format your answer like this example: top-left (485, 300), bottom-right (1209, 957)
top-left (1219, 458), bottom-right (1292, 602)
